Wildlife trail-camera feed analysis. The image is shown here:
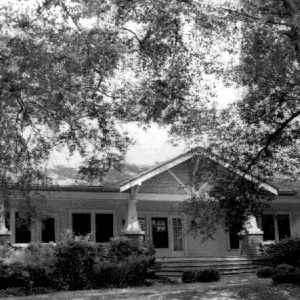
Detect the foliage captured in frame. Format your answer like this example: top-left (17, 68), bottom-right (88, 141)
top-left (181, 270), bottom-right (196, 283)
top-left (0, 262), bottom-right (29, 289)
top-left (93, 261), bottom-right (118, 288)
top-left (256, 266), bottom-right (274, 278)
top-left (2, 0), bottom-right (300, 233)
top-left (107, 236), bottom-right (155, 263)
top-left (184, 156), bottom-right (272, 236)
top-left (181, 268), bottom-right (220, 283)
top-left (184, 192), bottom-right (223, 240)
top-left (53, 236), bottom-right (103, 290)
top-left (272, 264), bottom-right (295, 284)
top-left (114, 258), bottom-right (150, 287)
top-left (0, 235), bottom-right (156, 292)
top-left (263, 238), bottom-right (300, 267)
top-left (194, 268), bottom-right (220, 282)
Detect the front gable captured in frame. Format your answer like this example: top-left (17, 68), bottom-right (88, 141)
top-left (120, 149), bottom-right (278, 196)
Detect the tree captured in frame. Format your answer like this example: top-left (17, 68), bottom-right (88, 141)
top-left (170, 0), bottom-right (300, 234)
top-left (2, 0), bottom-right (300, 235)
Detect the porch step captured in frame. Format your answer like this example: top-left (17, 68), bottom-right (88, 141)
top-left (156, 257), bottom-right (263, 279)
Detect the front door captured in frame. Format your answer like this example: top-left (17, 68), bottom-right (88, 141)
top-left (152, 218), bottom-right (169, 249)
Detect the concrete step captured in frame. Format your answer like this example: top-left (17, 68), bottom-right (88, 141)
top-left (159, 261), bottom-right (260, 267)
top-left (160, 265), bottom-right (258, 272)
top-left (157, 257), bottom-right (263, 262)
top-left (156, 256), bottom-right (262, 279)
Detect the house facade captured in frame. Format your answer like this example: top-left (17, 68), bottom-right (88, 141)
top-left (1, 149), bottom-right (299, 258)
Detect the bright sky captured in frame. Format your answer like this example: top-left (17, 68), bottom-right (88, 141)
top-left (49, 84), bottom-right (238, 168)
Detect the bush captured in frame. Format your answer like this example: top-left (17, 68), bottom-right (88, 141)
top-left (194, 268), bottom-right (220, 282)
top-left (256, 266), bottom-right (274, 278)
top-left (53, 236), bottom-right (104, 290)
top-left (0, 237), bottom-right (156, 291)
top-left (181, 270), bottom-right (196, 283)
top-left (272, 264), bottom-right (295, 284)
top-left (264, 238), bottom-right (300, 267)
top-left (117, 258), bottom-right (150, 287)
top-left (0, 263), bottom-right (29, 289)
top-left (94, 258), bottom-right (152, 288)
top-left (93, 261), bottom-right (118, 288)
top-left (107, 237), bottom-right (155, 263)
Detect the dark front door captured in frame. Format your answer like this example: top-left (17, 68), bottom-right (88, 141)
top-left (152, 218), bottom-right (169, 248)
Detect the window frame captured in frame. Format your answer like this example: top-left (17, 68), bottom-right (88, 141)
top-left (40, 214), bottom-right (59, 243)
top-left (69, 209), bottom-right (116, 243)
top-left (10, 209), bottom-right (32, 246)
top-left (172, 217), bottom-right (184, 252)
top-left (260, 212), bottom-right (292, 242)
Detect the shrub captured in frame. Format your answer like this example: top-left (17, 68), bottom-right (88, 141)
top-left (264, 238), bottom-right (300, 267)
top-left (94, 258), bottom-right (152, 288)
top-left (194, 268), bottom-right (220, 282)
top-left (256, 266), bottom-right (274, 278)
top-left (181, 270), bottom-right (196, 283)
top-left (107, 237), bottom-right (155, 263)
top-left (0, 262), bottom-right (29, 289)
top-left (53, 236), bottom-right (104, 290)
top-left (117, 258), bottom-right (149, 287)
top-left (272, 264), bottom-right (295, 284)
top-left (93, 261), bottom-right (119, 288)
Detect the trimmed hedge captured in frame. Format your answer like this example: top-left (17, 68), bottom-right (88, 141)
top-left (181, 270), bottom-right (195, 283)
top-left (264, 238), bottom-right (300, 267)
top-left (272, 264), bottom-right (295, 284)
top-left (195, 269), bottom-right (220, 282)
top-left (256, 266), bottom-right (273, 278)
top-left (181, 268), bottom-right (220, 283)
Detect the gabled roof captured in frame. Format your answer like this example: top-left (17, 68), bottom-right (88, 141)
top-left (119, 148), bottom-right (278, 195)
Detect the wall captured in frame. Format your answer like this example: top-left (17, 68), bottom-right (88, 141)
top-left (9, 190), bottom-right (237, 258)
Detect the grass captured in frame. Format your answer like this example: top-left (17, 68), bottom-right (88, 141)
top-left (3, 276), bottom-right (300, 299)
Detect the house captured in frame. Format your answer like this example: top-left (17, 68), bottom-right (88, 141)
top-left (0, 148), bottom-right (299, 259)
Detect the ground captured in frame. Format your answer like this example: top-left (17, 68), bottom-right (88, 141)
top-left (4, 276), bottom-right (300, 300)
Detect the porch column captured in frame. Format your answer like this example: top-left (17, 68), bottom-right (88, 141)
top-left (122, 185), bottom-right (145, 243)
top-left (240, 215), bottom-right (263, 257)
top-left (0, 202), bottom-right (11, 245)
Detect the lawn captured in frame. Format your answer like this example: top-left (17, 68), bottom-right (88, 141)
top-left (4, 276), bottom-right (300, 300)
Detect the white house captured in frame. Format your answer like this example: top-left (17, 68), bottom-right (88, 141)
top-left (0, 148), bottom-right (298, 259)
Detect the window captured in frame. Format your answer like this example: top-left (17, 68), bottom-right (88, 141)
top-left (262, 215), bottom-right (275, 241)
top-left (229, 228), bottom-right (240, 250)
top-left (172, 218), bottom-right (183, 251)
top-left (95, 213), bottom-right (113, 243)
top-left (15, 212), bottom-right (31, 243)
top-left (72, 213), bottom-right (91, 236)
top-left (152, 218), bottom-right (169, 248)
top-left (277, 214), bottom-right (291, 240)
top-left (261, 214), bottom-right (290, 241)
top-left (42, 217), bottom-right (55, 243)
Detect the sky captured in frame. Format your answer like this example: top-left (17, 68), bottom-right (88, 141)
top-left (49, 84), bottom-right (239, 169)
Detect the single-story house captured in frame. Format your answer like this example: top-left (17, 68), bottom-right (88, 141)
top-left (0, 148), bottom-right (299, 258)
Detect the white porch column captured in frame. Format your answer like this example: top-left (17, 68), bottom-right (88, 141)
top-left (0, 201), bottom-right (11, 245)
top-left (122, 185), bottom-right (145, 242)
top-left (240, 215), bottom-right (263, 257)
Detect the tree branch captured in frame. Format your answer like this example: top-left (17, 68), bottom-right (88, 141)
top-left (243, 110), bottom-right (300, 177)
top-left (121, 27), bottom-right (142, 44)
top-left (223, 7), bottom-right (293, 27)
top-left (283, 0), bottom-right (299, 14)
